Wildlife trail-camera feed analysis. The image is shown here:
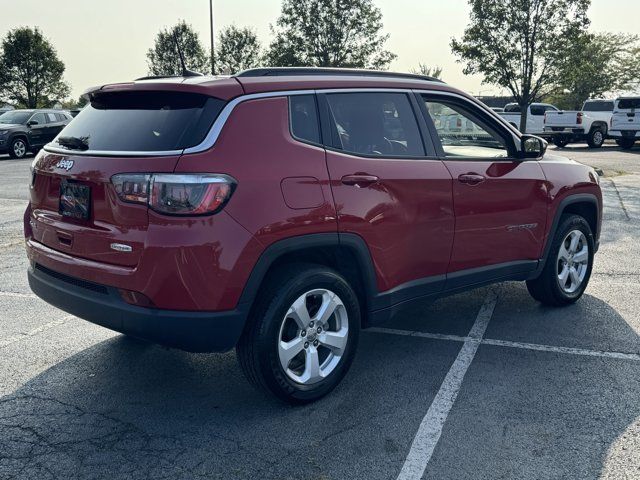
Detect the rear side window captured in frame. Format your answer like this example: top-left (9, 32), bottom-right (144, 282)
top-left (290, 95), bottom-right (321, 144)
top-left (325, 92), bottom-right (425, 157)
top-left (51, 91), bottom-right (226, 152)
top-left (617, 98), bottom-right (640, 110)
top-left (583, 101), bottom-right (614, 112)
top-left (504, 104), bottom-right (521, 113)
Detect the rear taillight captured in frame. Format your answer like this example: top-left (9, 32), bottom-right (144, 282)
top-left (456, 118), bottom-right (462, 128)
top-left (577, 112), bottom-right (583, 125)
top-left (111, 173), bottom-right (236, 216)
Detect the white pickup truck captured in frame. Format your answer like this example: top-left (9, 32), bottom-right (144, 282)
top-left (499, 103), bottom-right (559, 135)
top-left (543, 99), bottom-right (614, 148)
top-left (609, 97), bottom-right (640, 150)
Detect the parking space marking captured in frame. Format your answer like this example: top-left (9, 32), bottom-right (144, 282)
top-left (396, 289), bottom-right (499, 480)
top-left (0, 291), bottom-right (37, 299)
top-left (369, 329), bottom-right (640, 363)
top-left (0, 315), bottom-right (73, 349)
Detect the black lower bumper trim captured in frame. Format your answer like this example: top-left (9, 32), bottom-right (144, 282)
top-left (28, 264), bottom-right (247, 353)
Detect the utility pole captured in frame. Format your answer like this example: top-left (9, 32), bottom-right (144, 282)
top-left (209, 0), bottom-right (215, 75)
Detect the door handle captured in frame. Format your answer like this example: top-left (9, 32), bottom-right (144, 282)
top-left (341, 174), bottom-right (379, 188)
top-left (457, 173), bottom-right (486, 186)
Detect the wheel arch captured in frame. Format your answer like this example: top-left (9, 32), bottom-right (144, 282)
top-left (237, 233), bottom-right (378, 326)
top-left (537, 194), bottom-right (600, 275)
top-left (589, 121), bottom-right (608, 134)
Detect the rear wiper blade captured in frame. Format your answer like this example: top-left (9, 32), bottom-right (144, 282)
top-left (57, 136), bottom-right (89, 151)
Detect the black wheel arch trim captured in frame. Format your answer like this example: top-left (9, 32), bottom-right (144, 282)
top-left (534, 193), bottom-right (600, 277)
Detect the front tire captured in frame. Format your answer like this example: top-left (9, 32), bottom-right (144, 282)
top-left (8, 138), bottom-right (28, 159)
top-left (526, 214), bottom-right (594, 306)
top-left (237, 264), bottom-right (360, 404)
top-left (553, 137), bottom-right (570, 148)
top-left (587, 128), bottom-right (605, 148)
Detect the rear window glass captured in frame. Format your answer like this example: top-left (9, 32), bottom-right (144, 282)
top-left (583, 101), bottom-right (614, 112)
top-left (290, 95), bottom-right (321, 144)
top-left (617, 98), bottom-right (640, 110)
top-left (52, 91), bottom-right (225, 152)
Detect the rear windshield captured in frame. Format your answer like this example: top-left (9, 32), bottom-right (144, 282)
top-left (51, 91), bottom-right (225, 152)
top-left (617, 98), bottom-right (640, 110)
top-left (503, 104), bottom-right (521, 113)
top-left (583, 101), bottom-right (614, 112)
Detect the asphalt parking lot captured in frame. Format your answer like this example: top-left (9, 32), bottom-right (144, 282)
top-left (0, 144), bottom-right (639, 480)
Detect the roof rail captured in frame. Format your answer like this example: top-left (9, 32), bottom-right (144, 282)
top-left (235, 67), bottom-right (444, 83)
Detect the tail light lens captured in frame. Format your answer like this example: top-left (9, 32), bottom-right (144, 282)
top-left (456, 118), bottom-right (462, 128)
top-left (112, 173), bottom-right (236, 216)
top-left (577, 112), bottom-right (583, 125)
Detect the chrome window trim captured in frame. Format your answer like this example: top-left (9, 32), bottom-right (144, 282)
top-left (43, 84), bottom-right (522, 157)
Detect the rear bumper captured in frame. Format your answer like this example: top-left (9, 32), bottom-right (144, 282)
top-left (28, 262), bottom-right (248, 353)
top-left (609, 130), bottom-right (639, 139)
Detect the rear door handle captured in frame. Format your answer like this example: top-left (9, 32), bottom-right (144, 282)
top-left (457, 173), bottom-right (486, 186)
top-left (341, 174), bottom-right (379, 188)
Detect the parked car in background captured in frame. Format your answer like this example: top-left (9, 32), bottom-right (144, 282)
top-left (609, 97), bottom-right (640, 150)
top-left (0, 109), bottom-right (72, 159)
top-left (543, 99), bottom-right (614, 149)
top-left (0, 107), bottom-right (14, 115)
top-left (500, 102), bottom-right (559, 134)
top-left (491, 107), bottom-right (505, 113)
top-left (26, 68), bottom-right (602, 403)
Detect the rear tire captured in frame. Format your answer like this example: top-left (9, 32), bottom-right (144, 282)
top-left (236, 263), bottom-right (360, 404)
top-left (526, 214), bottom-right (594, 306)
top-left (587, 128), bottom-right (605, 148)
top-left (8, 138), bottom-right (27, 159)
top-left (617, 138), bottom-right (635, 150)
top-left (553, 137), bottom-right (570, 148)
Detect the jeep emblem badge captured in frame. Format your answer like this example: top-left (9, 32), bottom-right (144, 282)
top-left (55, 159), bottom-right (74, 171)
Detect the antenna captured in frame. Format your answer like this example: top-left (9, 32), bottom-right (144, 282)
top-left (172, 31), bottom-right (204, 78)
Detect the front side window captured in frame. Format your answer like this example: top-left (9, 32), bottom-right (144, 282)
top-left (289, 95), bottom-right (320, 144)
top-left (47, 113), bottom-right (57, 122)
top-left (30, 113), bottom-right (48, 125)
top-left (423, 98), bottom-right (510, 158)
top-left (51, 91), bottom-right (226, 152)
top-left (325, 92), bottom-right (425, 157)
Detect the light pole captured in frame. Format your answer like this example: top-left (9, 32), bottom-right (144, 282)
top-left (209, 0), bottom-right (215, 75)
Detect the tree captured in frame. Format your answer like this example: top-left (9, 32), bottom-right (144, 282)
top-left (215, 26), bottom-right (262, 75)
top-left (266, 0), bottom-right (397, 70)
top-left (551, 32), bottom-right (640, 109)
top-left (411, 64), bottom-right (443, 79)
top-left (0, 27), bottom-right (70, 108)
top-left (147, 21), bottom-right (209, 76)
top-left (451, 0), bottom-right (590, 132)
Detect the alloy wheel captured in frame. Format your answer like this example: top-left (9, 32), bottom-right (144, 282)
top-left (557, 230), bottom-right (589, 294)
top-left (277, 288), bottom-right (349, 385)
top-left (13, 140), bottom-right (26, 158)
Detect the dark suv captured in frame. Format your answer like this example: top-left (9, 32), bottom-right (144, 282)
top-left (25, 68), bottom-right (602, 403)
top-left (0, 109), bottom-right (72, 159)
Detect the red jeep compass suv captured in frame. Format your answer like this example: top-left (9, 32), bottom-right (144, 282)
top-left (25, 68), bottom-right (602, 403)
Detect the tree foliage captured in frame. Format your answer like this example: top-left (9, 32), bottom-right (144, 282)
top-left (0, 27), bottom-right (70, 108)
top-left (215, 25), bottom-right (262, 75)
top-left (411, 63), bottom-right (443, 79)
top-left (266, 0), bottom-right (397, 70)
top-left (551, 32), bottom-right (640, 109)
top-left (147, 21), bottom-right (210, 76)
top-left (451, 0), bottom-right (590, 131)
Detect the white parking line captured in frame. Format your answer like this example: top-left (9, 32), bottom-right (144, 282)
top-left (368, 329), bottom-right (640, 362)
top-left (396, 289), bottom-right (499, 480)
top-left (0, 315), bottom-right (73, 349)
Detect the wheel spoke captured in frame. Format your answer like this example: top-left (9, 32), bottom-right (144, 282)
top-left (569, 267), bottom-right (580, 287)
top-left (558, 265), bottom-right (569, 285)
top-left (568, 231), bottom-right (581, 253)
top-left (558, 244), bottom-right (571, 262)
top-left (301, 347), bottom-right (322, 383)
top-left (278, 337), bottom-right (304, 370)
top-left (287, 296), bottom-right (311, 329)
top-left (314, 291), bottom-right (341, 325)
top-left (573, 245), bottom-right (588, 264)
top-left (319, 329), bottom-right (348, 354)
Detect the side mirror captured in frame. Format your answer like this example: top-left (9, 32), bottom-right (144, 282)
top-left (520, 134), bottom-right (547, 159)
top-left (27, 120), bottom-right (38, 127)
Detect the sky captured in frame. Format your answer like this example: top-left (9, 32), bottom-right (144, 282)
top-left (1, 0), bottom-right (639, 99)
